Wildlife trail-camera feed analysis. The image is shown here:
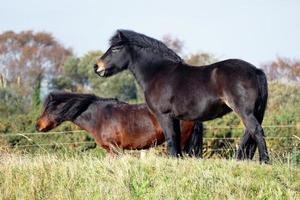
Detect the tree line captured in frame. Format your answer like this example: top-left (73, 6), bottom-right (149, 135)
top-left (1, 31), bottom-right (299, 116)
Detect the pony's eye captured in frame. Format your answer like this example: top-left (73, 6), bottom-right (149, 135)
top-left (111, 46), bottom-right (122, 52)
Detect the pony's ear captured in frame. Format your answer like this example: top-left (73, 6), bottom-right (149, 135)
top-left (48, 93), bottom-right (54, 101)
top-left (117, 31), bottom-right (127, 41)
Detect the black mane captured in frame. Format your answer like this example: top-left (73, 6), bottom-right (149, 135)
top-left (43, 92), bottom-right (119, 121)
top-left (110, 29), bottom-right (183, 63)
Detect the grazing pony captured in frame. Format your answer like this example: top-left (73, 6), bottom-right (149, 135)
top-left (93, 30), bottom-right (269, 163)
top-left (36, 92), bottom-right (202, 156)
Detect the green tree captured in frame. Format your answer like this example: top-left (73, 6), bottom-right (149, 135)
top-left (49, 76), bottom-right (75, 91)
top-left (0, 30), bottom-right (72, 96)
top-left (49, 56), bottom-right (81, 92)
top-left (0, 30), bottom-right (72, 117)
top-left (31, 75), bottom-right (41, 108)
top-left (78, 51), bottom-right (139, 101)
top-left (0, 88), bottom-right (29, 118)
top-left (50, 50), bottom-right (141, 101)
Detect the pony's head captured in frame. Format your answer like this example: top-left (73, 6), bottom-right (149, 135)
top-left (94, 30), bottom-right (132, 77)
top-left (36, 93), bottom-right (63, 132)
top-left (94, 30), bottom-right (182, 77)
top-left (36, 92), bottom-right (98, 132)
top-left (36, 113), bottom-right (57, 132)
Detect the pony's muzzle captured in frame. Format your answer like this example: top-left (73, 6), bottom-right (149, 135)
top-left (96, 60), bottom-right (106, 71)
top-left (35, 123), bottom-right (43, 132)
top-left (93, 63), bottom-right (99, 72)
top-left (35, 123), bottom-right (40, 131)
top-left (94, 60), bottom-right (106, 76)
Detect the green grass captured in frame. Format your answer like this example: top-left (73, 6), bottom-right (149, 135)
top-left (0, 152), bottom-right (299, 200)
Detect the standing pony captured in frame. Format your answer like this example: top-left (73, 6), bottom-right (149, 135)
top-left (94, 30), bottom-right (269, 163)
top-left (36, 92), bottom-right (202, 156)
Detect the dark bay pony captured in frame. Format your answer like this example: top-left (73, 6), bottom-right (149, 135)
top-left (36, 92), bottom-right (202, 156)
top-left (94, 30), bottom-right (269, 163)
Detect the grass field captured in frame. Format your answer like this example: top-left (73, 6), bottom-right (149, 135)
top-left (0, 151), bottom-right (299, 200)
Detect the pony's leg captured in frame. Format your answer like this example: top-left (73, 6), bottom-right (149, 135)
top-left (244, 103), bottom-right (266, 160)
top-left (237, 130), bottom-right (250, 160)
top-left (109, 150), bottom-right (117, 158)
top-left (157, 115), bottom-right (182, 157)
top-left (222, 93), bottom-right (267, 162)
top-left (107, 144), bottom-right (120, 158)
top-left (245, 137), bottom-right (257, 159)
top-left (183, 121), bottom-right (203, 158)
top-left (237, 130), bottom-right (257, 160)
top-left (239, 105), bottom-right (265, 160)
top-left (100, 145), bottom-right (117, 158)
top-left (191, 121), bottom-right (203, 158)
top-left (241, 114), bottom-right (269, 163)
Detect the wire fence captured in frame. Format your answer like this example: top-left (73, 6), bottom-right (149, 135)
top-left (0, 141), bottom-right (96, 148)
top-left (0, 130), bottom-right (85, 137)
top-left (0, 124), bottom-right (298, 137)
top-left (0, 124), bottom-right (299, 150)
top-left (1, 142), bottom-right (299, 151)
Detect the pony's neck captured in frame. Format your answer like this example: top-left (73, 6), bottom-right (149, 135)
top-left (129, 54), bottom-right (177, 90)
top-left (72, 106), bottom-right (96, 134)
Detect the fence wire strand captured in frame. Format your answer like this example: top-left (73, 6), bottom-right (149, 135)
top-left (0, 124), bottom-right (298, 137)
top-left (0, 137), bottom-right (299, 149)
top-left (0, 125), bottom-right (298, 149)
top-left (1, 143), bottom-right (299, 151)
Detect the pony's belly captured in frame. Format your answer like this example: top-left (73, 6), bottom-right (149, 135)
top-left (122, 130), bottom-right (165, 150)
top-left (197, 105), bottom-right (232, 121)
top-left (173, 101), bottom-right (231, 121)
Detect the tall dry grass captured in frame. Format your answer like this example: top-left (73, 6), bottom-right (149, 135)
top-left (0, 151), bottom-right (299, 200)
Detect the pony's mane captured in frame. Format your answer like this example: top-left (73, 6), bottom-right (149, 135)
top-left (43, 92), bottom-right (120, 121)
top-left (110, 29), bottom-right (183, 63)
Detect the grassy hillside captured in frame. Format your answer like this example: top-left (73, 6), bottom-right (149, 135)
top-left (0, 152), bottom-right (299, 200)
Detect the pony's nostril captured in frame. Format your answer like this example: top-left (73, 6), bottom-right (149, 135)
top-left (94, 64), bottom-right (98, 71)
top-left (35, 124), bottom-right (40, 131)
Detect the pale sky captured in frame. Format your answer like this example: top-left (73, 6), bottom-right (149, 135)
top-left (1, 0), bottom-right (300, 66)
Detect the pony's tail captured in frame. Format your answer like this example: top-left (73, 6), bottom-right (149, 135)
top-left (255, 69), bottom-right (268, 124)
top-left (183, 121), bottom-right (203, 158)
